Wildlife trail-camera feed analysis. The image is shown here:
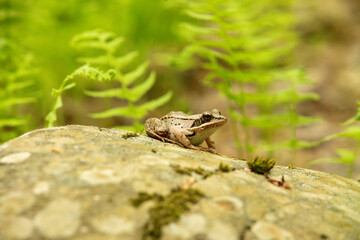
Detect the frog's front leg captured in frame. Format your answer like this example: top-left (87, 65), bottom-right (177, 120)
top-left (172, 129), bottom-right (216, 153)
top-left (205, 137), bottom-right (216, 149)
top-left (145, 118), bottom-right (184, 147)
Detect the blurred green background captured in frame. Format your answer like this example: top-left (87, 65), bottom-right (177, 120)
top-left (1, 0), bottom-right (360, 178)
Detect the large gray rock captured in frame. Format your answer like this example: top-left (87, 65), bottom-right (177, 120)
top-left (0, 125), bottom-right (359, 240)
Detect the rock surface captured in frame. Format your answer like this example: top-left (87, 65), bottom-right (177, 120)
top-left (0, 125), bottom-right (359, 240)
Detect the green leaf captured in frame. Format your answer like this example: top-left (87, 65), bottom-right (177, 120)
top-left (127, 71), bottom-right (156, 102)
top-left (278, 139), bottom-right (320, 149)
top-left (84, 88), bottom-right (126, 99)
top-left (178, 22), bottom-right (216, 36)
top-left (114, 51), bottom-right (138, 70)
top-left (343, 102), bottom-right (360, 125)
top-left (137, 91), bottom-right (172, 112)
top-left (183, 9), bottom-right (213, 21)
top-left (71, 29), bottom-right (124, 51)
top-left (311, 149), bottom-right (356, 165)
top-left (331, 126), bottom-right (360, 141)
top-left (5, 80), bottom-right (34, 92)
top-left (0, 118), bottom-right (27, 127)
top-left (0, 97), bottom-right (35, 109)
top-left (77, 55), bottom-right (110, 66)
top-left (89, 104), bottom-right (147, 120)
top-left (121, 61), bottom-right (149, 86)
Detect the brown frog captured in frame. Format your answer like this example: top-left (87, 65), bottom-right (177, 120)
top-left (145, 109), bottom-right (227, 153)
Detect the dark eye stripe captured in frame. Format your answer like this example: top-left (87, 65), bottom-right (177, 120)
top-left (191, 119), bottom-right (202, 127)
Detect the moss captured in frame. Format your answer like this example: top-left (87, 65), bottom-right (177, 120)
top-left (130, 192), bottom-right (163, 207)
top-left (288, 164), bottom-right (297, 169)
top-left (247, 156), bottom-right (275, 175)
top-left (121, 132), bottom-right (139, 139)
top-left (218, 162), bottom-right (231, 172)
top-left (131, 188), bottom-right (205, 240)
top-left (320, 234), bottom-right (329, 239)
top-left (172, 162), bottom-right (234, 179)
top-left (172, 165), bottom-right (213, 179)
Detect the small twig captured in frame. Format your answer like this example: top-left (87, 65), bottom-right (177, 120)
top-left (265, 175), bottom-right (291, 190)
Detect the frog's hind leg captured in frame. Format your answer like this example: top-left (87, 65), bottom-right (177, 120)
top-left (145, 118), bottom-right (168, 142)
top-left (162, 138), bottom-right (185, 147)
top-left (145, 118), bottom-right (184, 147)
top-left (147, 129), bottom-right (184, 147)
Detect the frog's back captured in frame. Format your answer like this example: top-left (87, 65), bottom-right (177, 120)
top-left (161, 112), bottom-right (199, 129)
top-left (161, 111), bottom-right (188, 119)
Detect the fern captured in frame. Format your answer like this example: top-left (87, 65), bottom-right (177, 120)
top-left (45, 29), bottom-right (171, 131)
top-left (0, 39), bottom-right (37, 142)
top-left (311, 101), bottom-right (360, 178)
top-left (45, 65), bottom-right (117, 128)
top-left (71, 29), bottom-right (172, 131)
top-left (176, 0), bottom-right (320, 164)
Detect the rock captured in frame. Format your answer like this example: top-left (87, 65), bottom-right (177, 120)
top-left (0, 152), bottom-right (31, 164)
top-left (0, 125), bottom-right (359, 240)
top-left (2, 217), bottom-right (34, 239)
top-left (34, 198), bottom-right (81, 238)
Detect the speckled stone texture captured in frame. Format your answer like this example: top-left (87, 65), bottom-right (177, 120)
top-left (0, 125), bottom-right (359, 240)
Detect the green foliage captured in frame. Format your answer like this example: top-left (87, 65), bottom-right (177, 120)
top-left (70, 29), bottom-right (172, 131)
top-left (0, 39), bottom-right (37, 142)
top-left (176, 0), bottom-right (320, 164)
top-left (311, 102), bottom-right (360, 178)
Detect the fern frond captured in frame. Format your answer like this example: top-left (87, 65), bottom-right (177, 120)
top-left (67, 30), bottom-right (172, 129)
top-left (177, 0), bottom-right (320, 162)
top-left (84, 72), bottom-right (155, 102)
top-left (71, 29), bottom-right (124, 52)
top-left (69, 65), bottom-right (117, 82)
top-left (0, 38), bottom-right (37, 142)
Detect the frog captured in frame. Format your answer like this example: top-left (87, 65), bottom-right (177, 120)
top-left (144, 109), bottom-right (227, 153)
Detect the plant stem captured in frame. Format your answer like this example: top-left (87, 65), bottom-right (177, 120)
top-left (213, 10), bottom-right (253, 159)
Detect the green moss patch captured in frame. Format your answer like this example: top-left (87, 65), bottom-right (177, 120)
top-left (131, 188), bottom-right (205, 240)
top-left (121, 132), bottom-right (140, 139)
top-left (172, 162), bottom-right (234, 179)
top-left (247, 156), bottom-right (275, 175)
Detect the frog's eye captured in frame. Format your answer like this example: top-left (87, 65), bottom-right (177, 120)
top-left (201, 112), bottom-right (213, 122)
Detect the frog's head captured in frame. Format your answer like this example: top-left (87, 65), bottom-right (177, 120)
top-left (191, 109), bottom-right (227, 128)
top-left (188, 109), bottom-right (227, 145)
